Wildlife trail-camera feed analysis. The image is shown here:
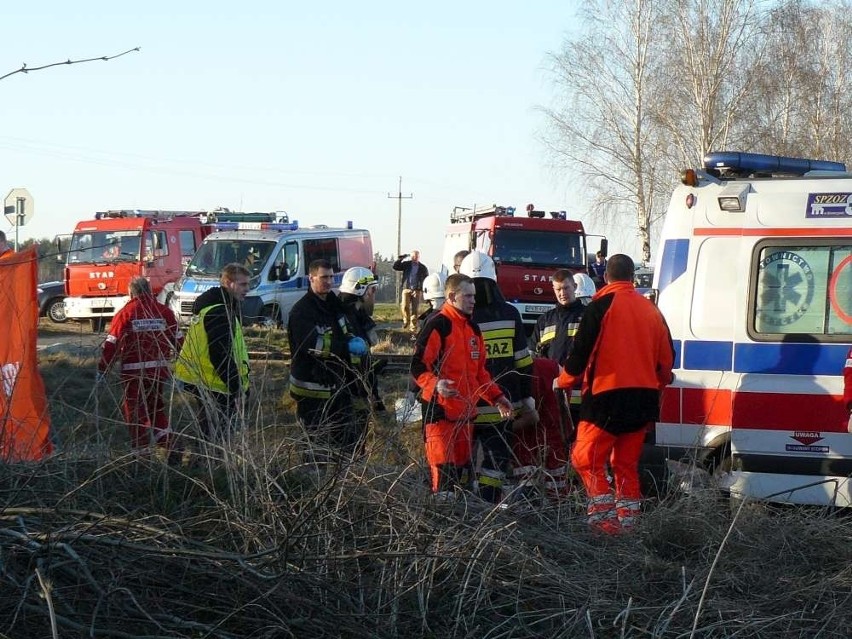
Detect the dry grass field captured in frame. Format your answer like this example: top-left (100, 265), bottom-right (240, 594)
top-left (2, 307), bottom-right (850, 638)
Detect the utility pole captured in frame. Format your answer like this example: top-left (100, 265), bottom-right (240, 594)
top-left (388, 176), bottom-right (413, 257)
top-left (388, 176), bottom-right (413, 303)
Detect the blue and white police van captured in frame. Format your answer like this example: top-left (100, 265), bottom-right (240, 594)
top-left (171, 214), bottom-right (373, 327)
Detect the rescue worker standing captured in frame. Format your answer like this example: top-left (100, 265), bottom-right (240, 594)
top-left (531, 269), bottom-right (586, 448)
top-left (412, 273), bottom-right (513, 497)
top-left (175, 263), bottom-right (251, 440)
top-left (557, 254), bottom-right (674, 534)
top-left (338, 266), bottom-right (384, 454)
top-left (532, 269), bottom-right (585, 363)
top-left (459, 251), bottom-right (534, 504)
top-left (288, 259), bottom-right (368, 460)
top-left (393, 249), bottom-right (429, 332)
top-left (98, 277), bottom-right (182, 456)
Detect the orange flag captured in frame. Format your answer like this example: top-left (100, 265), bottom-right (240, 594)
top-left (0, 247), bottom-right (53, 461)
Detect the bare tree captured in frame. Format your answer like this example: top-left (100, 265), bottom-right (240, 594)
top-left (653, 0), bottom-right (765, 167)
top-left (541, 0), bottom-right (668, 264)
top-left (740, 0), bottom-right (852, 164)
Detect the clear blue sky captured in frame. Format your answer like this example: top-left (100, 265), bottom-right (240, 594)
top-left (1, 1), bottom-right (627, 269)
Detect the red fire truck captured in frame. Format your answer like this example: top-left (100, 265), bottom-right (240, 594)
top-left (442, 204), bottom-right (602, 327)
top-left (63, 210), bottom-right (215, 331)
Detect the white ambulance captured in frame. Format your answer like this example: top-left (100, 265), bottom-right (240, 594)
top-left (651, 151), bottom-right (852, 506)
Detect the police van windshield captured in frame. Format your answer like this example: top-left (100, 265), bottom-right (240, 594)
top-left (186, 239), bottom-right (275, 277)
top-left (68, 231), bottom-right (142, 264)
top-left (492, 230), bottom-right (585, 269)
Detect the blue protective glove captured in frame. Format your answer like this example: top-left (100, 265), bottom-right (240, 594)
top-left (95, 371), bottom-right (106, 384)
top-left (348, 336), bottom-right (369, 356)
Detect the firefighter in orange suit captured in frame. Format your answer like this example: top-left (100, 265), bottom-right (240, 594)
top-left (557, 254), bottom-right (674, 534)
top-left (98, 276), bottom-right (183, 454)
top-left (411, 273), bottom-right (513, 496)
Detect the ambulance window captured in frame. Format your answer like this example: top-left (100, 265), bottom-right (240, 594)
top-left (750, 242), bottom-right (852, 339)
top-left (179, 230), bottom-right (197, 257)
top-left (304, 238), bottom-right (339, 271)
top-left (690, 238), bottom-right (740, 339)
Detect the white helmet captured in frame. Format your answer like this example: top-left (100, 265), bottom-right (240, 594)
top-left (458, 250), bottom-right (497, 281)
top-left (573, 272), bottom-right (597, 299)
top-left (339, 267), bottom-right (378, 296)
top-left (422, 272), bottom-right (446, 301)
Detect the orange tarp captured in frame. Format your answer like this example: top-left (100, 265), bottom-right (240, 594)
top-left (0, 247), bottom-right (52, 461)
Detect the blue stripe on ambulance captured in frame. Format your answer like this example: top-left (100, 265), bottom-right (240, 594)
top-left (657, 239), bottom-right (689, 292)
top-left (676, 340), bottom-right (847, 375)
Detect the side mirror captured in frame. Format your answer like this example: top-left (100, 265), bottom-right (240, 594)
top-left (599, 238), bottom-right (609, 258)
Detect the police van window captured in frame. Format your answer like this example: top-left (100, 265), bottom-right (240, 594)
top-left (179, 230), bottom-right (196, 257)
top-left (751, 242), bottom-right (852, 339)
top-left (281, 241), bottom-right (299, 278)
top-left (304, 238), bottom-right (339, 271)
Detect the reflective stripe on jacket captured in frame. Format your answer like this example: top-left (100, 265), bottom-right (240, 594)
top-left (175, 304), bottom-right (249, 394)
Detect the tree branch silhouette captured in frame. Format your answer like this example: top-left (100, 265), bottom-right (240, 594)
top-left (0, 47), bottom-right (140, 82)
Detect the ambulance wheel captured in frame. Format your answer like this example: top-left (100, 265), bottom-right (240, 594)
top-left (709, 447), bottom-right (742, 511)
top-left (262, 304), bottom-right (282, 328)
top-left (91, 318), bottom-right (107, 333)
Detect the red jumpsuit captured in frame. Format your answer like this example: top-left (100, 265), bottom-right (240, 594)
top-left (513, 358), bottom-right (570, 500)
top-left (411, 303), bottom-right (506, 493)
top-left (99, 293), bottom-right (182, 452)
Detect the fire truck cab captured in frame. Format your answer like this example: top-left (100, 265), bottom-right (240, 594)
top-left (652, 151), bottom-right (852, 506)
top-left (442, 204), bottom-right (594, 327)
top-left (63, 210), bottom-right (214, 331)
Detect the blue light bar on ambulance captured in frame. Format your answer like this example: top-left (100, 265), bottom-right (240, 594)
top-left (704, 151), bottom-right (846, 175)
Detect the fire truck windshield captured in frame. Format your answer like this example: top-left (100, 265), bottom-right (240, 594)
top-left (186, 239), bottom-right (276, 277)
top-left (68, 231), bottom-right (142, 264)
top-left (492, 229), bottom-right (585, 269)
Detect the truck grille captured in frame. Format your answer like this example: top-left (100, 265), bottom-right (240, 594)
top-left (180, 301), bottom-right (194, 315)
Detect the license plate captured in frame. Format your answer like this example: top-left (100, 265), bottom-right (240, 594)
top-left (525, 305), bottom-right (551, 313)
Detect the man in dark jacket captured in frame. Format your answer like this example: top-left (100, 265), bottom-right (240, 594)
top-left (393, 249), bottom-right (429, 333)
top-left (557, 254), bottom-right (674, 534)
top-left (175, 263), bottom-right (251, 440)
top-left (288, 259), bottom-right (368, 461)
top-left (532, 268), bottom-right (586, 444)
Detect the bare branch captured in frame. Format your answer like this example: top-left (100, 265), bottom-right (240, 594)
top-left (0, 47), bottom-right (140, 83)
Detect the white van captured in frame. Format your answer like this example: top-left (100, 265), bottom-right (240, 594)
top-left (171, 219), bottom-right (373, 326)
top-left (650, 151), bottom-right (852, 506)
